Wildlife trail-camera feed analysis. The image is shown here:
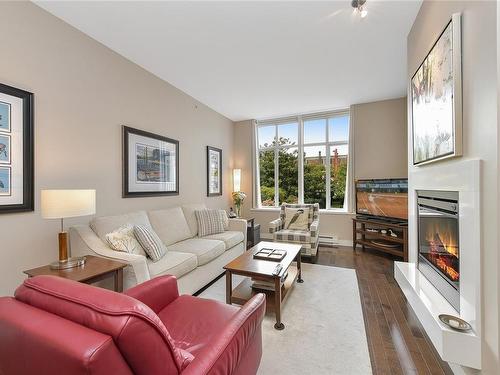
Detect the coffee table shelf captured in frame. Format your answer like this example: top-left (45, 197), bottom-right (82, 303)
top-left (230, 265), bottom-right (298, 311)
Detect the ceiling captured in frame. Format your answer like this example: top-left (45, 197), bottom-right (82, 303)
top-left (35, 1), bottom-right (422, 121)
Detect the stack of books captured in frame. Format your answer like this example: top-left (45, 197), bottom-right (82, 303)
top-left (251, 272), bottom-right (288, 291)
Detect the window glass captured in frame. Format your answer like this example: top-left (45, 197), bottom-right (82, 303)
top-left (330, 146), bottom-right (348, 208)
top-left (278, 122), bottom-right (298, 146)
top-left (278, 147), bottom-right (299, 204)
top-left (328, 115), bottom-right (349, 142)
top-left (304, 145), bottom-right (326, 209)
top-left (304, 119), bottom-right (326, 144)
top-left (259, 149), bottom-right (275, 206)
top-left (258, 125), bottom-right (275, 148)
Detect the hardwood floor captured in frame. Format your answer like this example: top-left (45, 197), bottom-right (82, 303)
top-left (307, 245), bottom-right (453, 375)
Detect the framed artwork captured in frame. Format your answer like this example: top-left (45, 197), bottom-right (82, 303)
top-left (123, 126), bottom-right (179, 197)
top-left (411, 13), bottom-right (462, 165)
top-left (207, 146), bottom-right (222, 196)
top-left (0, 83), bottom-right (33, 213)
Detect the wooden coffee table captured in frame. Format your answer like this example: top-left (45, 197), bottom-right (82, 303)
top-left (224, 241), bottom-right (303, 330)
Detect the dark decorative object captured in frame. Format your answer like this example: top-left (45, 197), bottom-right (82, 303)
top-left (207, 146), bottom-right (222, 196)
top-left (123, 126), bottom-right (179, 197)
top-left (0, 83), bottom-right (33, 213)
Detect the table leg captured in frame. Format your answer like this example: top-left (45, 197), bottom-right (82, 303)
top-left (297, 251), bottom-right (303, 283)
top-left (114, 269), bottom-right (123, 293)
top-left (225, 270), bottom-right (232, 305)
top-left (274, 276), bottom-right (284, 330)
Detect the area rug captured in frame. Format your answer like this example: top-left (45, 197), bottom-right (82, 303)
top-left (199, 263), bottom-right (372, 374)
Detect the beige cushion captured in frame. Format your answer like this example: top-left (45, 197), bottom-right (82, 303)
top-left (195, 209), bottom-right (226, 237)
top-left (181, 203), bottom-right (207, 237)
top-left (90, 211), bottom-right (152, 243)
top-left (105, 224), bottom-right (147, 257)
top-left (284, 207), bottom-right (310, 230)
top-left (148, 207), bottom-right (192, 246)
top-left (169, 238), bottom-right (225, 266)
top-left (203, 231), bottom-right (244, 249)
top-left (147, 251), bottom-right (197, 278)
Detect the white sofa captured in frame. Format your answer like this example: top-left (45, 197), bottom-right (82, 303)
top-left (69, 204), bottom-right (246, 295)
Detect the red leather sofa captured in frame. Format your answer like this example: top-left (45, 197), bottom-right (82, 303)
top-left (0, 275), bottom-right (266, 375)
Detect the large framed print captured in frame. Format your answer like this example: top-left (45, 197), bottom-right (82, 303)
top-left (207, 146), bottom-right (222, 197)
top-left (411, 13), bottom-right (462, 165)
top-left (123, 126), bottom-right (179, 197)
top-left (0, 83), bottom-right (34, 213)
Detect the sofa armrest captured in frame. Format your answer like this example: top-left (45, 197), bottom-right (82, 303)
top-left (69, 225), bottom-right (151, 284)
top-left (228, 218), bottom-right (247, 248)
top-left (181, 293), bottom-right (266, 375)
top-left (269, 218), bottom-right (283, 234)
top-left (310, 219), bottom-right (320, 243)
top-left (124, 275), bottom-right (179, 314)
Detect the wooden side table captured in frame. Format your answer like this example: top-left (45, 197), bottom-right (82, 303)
top-left (23, 255), bottom-right (127, 292)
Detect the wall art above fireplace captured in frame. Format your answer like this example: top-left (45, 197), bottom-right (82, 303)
top-left (411, 13), bottom-right (462, 165)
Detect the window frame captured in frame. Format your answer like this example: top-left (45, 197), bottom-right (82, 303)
top-left (254, 109), bottom-right (352, 212)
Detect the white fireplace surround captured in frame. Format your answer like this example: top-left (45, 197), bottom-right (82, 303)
top-left (395, 158), bottom-right (481, 371)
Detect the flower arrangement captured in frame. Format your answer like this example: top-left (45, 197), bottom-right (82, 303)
top-left (232, 191), bottom-right (247, 217)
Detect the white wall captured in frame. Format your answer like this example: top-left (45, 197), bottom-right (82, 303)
top-left (0, 2), bottom-right (235, 295)
top-left (233, 97), bottom-right (407, 242)
top-left (407, 1), bottom-right (498, 373)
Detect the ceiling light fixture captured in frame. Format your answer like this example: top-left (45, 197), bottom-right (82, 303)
top-left (352, 0), bottom-right (368, 18)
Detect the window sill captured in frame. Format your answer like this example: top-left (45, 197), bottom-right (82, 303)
top-left (250, 207), bottom-right (354, 215)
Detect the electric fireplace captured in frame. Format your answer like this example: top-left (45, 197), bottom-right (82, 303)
top-left (417, 190), bottom-right (460, 311)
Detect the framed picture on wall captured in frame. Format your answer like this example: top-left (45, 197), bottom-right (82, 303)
top-left (123, 126), bottom-right (179, 197)
top-left (0, 83), bottom-right (33, 213)
top-left (207, 146), bottom-right (222, 196)
top-left (411, 13), bottom-right (462, 165)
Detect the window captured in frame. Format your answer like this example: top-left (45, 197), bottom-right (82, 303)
top-left (255, 111), bottom-right (350, 210)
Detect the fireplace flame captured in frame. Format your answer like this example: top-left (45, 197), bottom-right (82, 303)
top-left (425, 221), bottom-right (458, 257)
top-left (423, 220), bottom-right (459, 282)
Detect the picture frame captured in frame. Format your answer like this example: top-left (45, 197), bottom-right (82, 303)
top-left (411, 13), bottom-right (462, 166)
top-left (0, 83), bottom-right (34, 213)
top-left (207, 146), bottom-right (222, 196)
top-left (123, 126), bottom-right (179, 197)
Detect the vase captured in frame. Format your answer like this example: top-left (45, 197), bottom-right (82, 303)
top-left (235, 204), bottom-right (241, 218)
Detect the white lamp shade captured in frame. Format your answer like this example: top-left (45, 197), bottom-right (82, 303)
top-left (41, 190), bottom-right (96, 219)
top-left (233, 169), bottom-right (241, 192)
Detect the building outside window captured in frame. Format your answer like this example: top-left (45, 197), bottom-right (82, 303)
top-left (255, 110), bottom-right (350, 210)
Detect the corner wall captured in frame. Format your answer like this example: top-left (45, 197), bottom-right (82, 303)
top-left (233, 97), bottom-right (407, 242)
top-left (407, 1), bottom-right (498, 373)
top-left (0, 2), bottom-right (235, 295)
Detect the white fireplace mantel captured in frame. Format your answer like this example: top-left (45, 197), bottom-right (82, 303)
top-left (395, 158), bottom-right (482, 371)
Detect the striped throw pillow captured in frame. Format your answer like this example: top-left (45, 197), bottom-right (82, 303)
top-left (133, 225), bottom-right (167, 262)
top-left (195, 209), bottom-right (226, 237)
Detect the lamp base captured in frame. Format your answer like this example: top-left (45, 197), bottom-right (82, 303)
top-left (50, 256), bottom-right (86, 270)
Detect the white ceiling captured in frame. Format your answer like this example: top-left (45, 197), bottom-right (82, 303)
top-left (35, 1), bottom-right (422, 121)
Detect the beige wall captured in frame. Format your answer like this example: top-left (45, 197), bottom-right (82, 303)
top-left (0, 2), bottom-right (235, 295)
top-left (352, 98), bottom-right (408, 180)
top-left (234, 97), bottom-right (407, 242)
top-left (408, 1), bottom-right (498, 373)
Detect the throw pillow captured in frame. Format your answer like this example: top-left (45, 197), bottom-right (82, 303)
top-left (195, 209), bottom-right (226, 237)
top-left (105, 225), bottom-right (146, 256)
top-left (284, 207), bottom-right (310, 230)
top-left (219, 209), bottom-right (229, 230)
top-left (134, 225), bottom-right (167, 262)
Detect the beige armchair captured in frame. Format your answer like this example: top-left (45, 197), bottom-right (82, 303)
top-left (269, 203), bottom-right (320, 261)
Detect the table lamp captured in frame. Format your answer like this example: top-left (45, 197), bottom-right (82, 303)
top-left (41, 189), bottom-right (96, 270)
